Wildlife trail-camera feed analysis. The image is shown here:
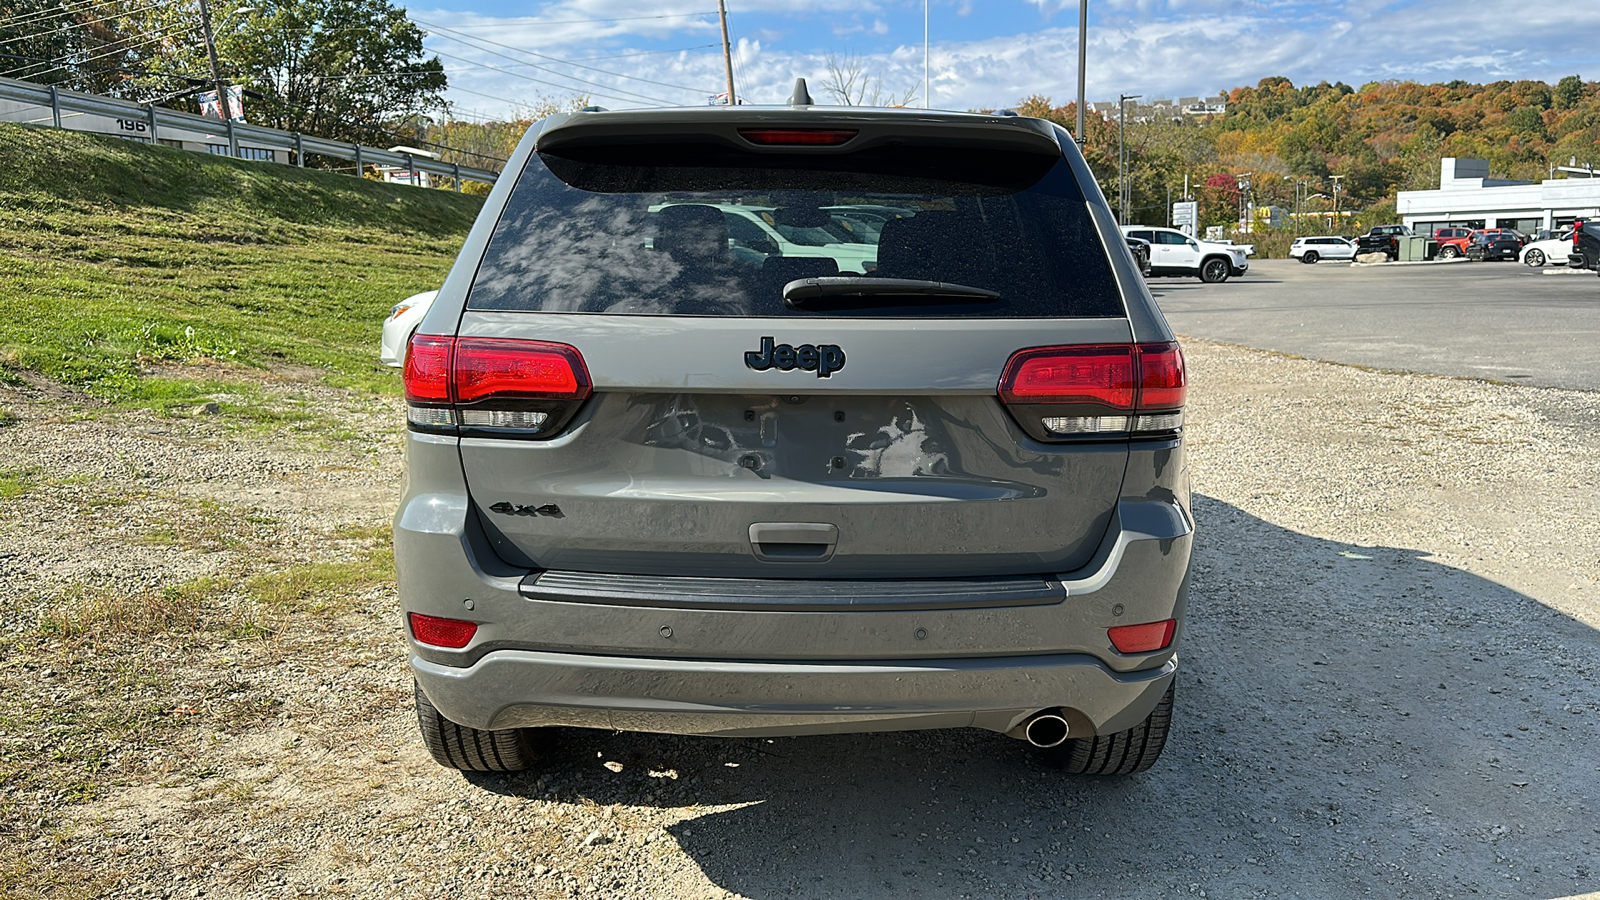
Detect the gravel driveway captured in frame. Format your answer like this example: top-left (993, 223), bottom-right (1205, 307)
top-left (1, 339), bottom-right (1596, 899)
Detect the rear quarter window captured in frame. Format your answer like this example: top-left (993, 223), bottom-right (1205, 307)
top-left (467, 143), bottom-right (1124, 319)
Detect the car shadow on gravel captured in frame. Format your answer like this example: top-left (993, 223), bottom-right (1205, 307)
top-left (466, 494), bottom-right (1599, 899)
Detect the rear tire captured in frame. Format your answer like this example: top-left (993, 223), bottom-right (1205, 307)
top-left (1044, 682), bottom-right (1174, 776)
top-left (1199, 258), bottom-right (1230, 283)
top-left (1302, 251), bottom-right (1320, 264)
top-left (1524, 249), bottom-right (1545, 267)
top-left (415, 680), bottom-right (537, 771)
top-left (1439, 245), bottom-right (1460, 260)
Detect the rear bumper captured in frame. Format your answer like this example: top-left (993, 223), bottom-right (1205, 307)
top-left (413, 649), bottom-right (1177, 738)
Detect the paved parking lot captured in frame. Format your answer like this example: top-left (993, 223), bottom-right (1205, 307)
top-left (1154, 258), bottom-right (1600, 391)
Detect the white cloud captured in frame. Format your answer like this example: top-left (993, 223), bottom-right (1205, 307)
top-left (427, 1), bottom-right (1600, 117)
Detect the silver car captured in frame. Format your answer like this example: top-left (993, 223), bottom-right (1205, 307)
top-left (397, 88), bottom-right (1193, 776)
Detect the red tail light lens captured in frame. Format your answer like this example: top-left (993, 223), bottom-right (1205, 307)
top-left (403, 334), bottom-right (592, 437)
top-left (997, 342), bottom-right (1187, 439)
top-left (738, 128), bottom-right (858, 146)
top-left (408, 612), bottom-right (478, 649)
top-left (999, 345), bottom-right (1136, 408)
top-left (454, 339), bottom-right (591, 403)
top-left (1108, 618), bottom-right (1176, 653)
top-left (404, 335), bottom-right (454, 403)
top-left (1137, 341), bottom-right (1187, 409)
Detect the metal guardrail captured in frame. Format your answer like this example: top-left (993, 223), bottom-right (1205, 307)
top-left (0, 75), bottom-right (498, 189)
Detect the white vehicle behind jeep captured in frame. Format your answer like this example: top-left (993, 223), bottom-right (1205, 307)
top-left (1121, 226), bottom-right (1249, 282)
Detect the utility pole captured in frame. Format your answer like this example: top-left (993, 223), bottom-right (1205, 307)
top-left (1117, 93), bottom-right (1139, 224)
top-left (924, 0), bottom-right (930, 109)
top-left (197, 0), bottom-right (228, 123)
top-left (717, 0), bottom-right (736, 105)
top-left (1075, 0), bottom-right (1087, 143)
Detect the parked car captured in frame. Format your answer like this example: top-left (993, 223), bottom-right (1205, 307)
top-left (1520, 230), bottom-right (1574, 267)
top-left (1121, 225), bottom-right (1249, 282)
top-left (1466, 231), bottom-right (1521, 261)
top-left (1356, 224), bottom-right (1411, 259)
top-left (1288, 235), bottom-right (1357, 264)
top-left (397, 92), bottom-right (1190, 776)
top-left (656, 202), bottom-right (879, 274)
top-left (1126, 235), bottom-right (1152, 275)
top-left (380, 290), bottom-right (438, 367)
top-left (1432, 227), bottom-right (1473, 259)
top-left (1570, 220), bottom-right (1600, 271)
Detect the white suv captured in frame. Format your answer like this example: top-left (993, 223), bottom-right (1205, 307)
top-left (1121, 226), bottom-right (1248, 283)
top-left (1289, 236), bottom-right (1356, 264)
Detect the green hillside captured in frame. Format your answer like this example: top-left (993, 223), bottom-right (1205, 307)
top-left (0, 122), bottom-right (483, 415)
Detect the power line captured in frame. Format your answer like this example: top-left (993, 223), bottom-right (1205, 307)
top-left (0, 0), bottom-right (170, 50)
top-left (409, 18), bottom-right (710, 95)
top-left (428, 46), bottom-right (670, 107)
top-left (410, 11), bottom-right (717, 29)
top-left (565, 43), bottom-right (720, 62)
top-left (0, 26), bottom-right (169, 79)
top-left (0, 0), bottom-right (135, 33)
top-left (423, 39), bottom-right (677, 106)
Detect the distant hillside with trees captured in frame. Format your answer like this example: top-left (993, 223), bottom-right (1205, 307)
top-left (1015, 75), bottom-right (1600, 236)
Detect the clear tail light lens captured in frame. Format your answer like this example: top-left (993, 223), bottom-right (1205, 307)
top-left (998, 342), bottom-right (1186, 440)
top-left (402, 334), bottom-right (592, 438)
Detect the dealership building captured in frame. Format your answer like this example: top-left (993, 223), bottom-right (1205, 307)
top-left (1398, 157), bottom-right (1600, 235)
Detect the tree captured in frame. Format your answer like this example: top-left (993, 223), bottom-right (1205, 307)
top-left (821, 52), bottom-right (916, 107)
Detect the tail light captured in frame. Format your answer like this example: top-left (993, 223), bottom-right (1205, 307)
top-left (998, 342), bottom-right (1185, 440)
top-left (1576, 222), bottom-right (1585, 251)
top-left (403, 334), bottom-right (592, 438)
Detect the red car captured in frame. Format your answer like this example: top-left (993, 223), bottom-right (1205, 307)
top-left (1433, 227), bottom-right (1473, 259)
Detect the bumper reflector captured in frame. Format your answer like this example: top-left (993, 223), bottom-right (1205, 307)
top-left (409, 612), bottom-right (478, 649)
top-left (1108, 618), bottom-right (1176, 653)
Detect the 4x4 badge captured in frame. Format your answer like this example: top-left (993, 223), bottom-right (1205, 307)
top-left (488, 501), bottom-right (564, 518)
top-left (744, 336), bottom-right (846, 378)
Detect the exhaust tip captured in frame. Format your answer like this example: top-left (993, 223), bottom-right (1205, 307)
top-left (1024, 713), bottom-right (1070, 748)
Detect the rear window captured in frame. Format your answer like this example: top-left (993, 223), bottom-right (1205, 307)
top-left (467, 142), bottom-right (1123, 318)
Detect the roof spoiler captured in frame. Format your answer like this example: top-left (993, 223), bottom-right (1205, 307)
top-left (532, 107), bottom-right (1064, 157)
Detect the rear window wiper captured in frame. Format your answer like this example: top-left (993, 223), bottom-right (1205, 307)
top-left (783, 276), bottom-right (1001, 309)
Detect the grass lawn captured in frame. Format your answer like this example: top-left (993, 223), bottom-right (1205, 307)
top-left (0, 122), bottom-right (483, 413)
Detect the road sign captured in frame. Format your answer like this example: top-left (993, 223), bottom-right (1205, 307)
top-left (1172, 200), bottom-right (1198, 235)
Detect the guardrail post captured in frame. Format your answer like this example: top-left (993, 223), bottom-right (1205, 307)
top-left (146, 104), bottom-right (158, 144)
top-left (403, 153), bottom-right (413, 186)
top-left (48, 85), bottom-right (61, 128)
top-left (353, 143), bottom-right (363, 178)
top-left (225, 116), bottom-right (238, 157)
top-left (293, 132), bottom-right (303, 167)
top-left (453, 163), bottom-right (461, 192)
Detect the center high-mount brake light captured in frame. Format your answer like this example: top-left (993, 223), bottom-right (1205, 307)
top-left (403, 334), bottom-right (592, 438)
top-left (738, 128), bottom-right (858, 146)
top-left (997, 342), bottom-right (1186, 439)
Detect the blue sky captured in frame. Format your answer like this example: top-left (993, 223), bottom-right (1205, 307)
top-left (407, 0), bottom-right (1600, 120)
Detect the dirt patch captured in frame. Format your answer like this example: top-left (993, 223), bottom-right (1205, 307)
top-left (1, 342), bottom-right (1597, 899)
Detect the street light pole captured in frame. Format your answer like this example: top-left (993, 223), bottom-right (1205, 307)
top-left (1075, 0), bottom-right (1087, 143)
top-left (1117, 92), bottom-right (1139, 224)
top-left (1330, 174), bottom-right (1345, 233)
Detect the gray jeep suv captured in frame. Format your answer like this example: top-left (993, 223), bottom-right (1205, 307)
top-left (397, 86), bottom-right (1193, 776)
